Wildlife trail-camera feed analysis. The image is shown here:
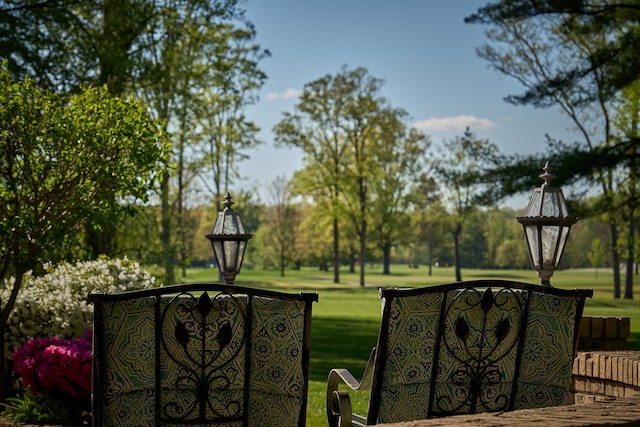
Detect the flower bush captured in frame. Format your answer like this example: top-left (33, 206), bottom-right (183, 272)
top-left (2, 256), bottom-right (159, 357)
top-left (12, 330), bottom-right (93, 399)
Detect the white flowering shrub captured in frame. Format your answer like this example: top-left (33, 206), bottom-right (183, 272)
top-left (2, 257), bottom-right (159, 357)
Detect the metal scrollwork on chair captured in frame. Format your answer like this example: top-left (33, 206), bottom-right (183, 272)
top-left (160, 291), bottom-right (247, 423)
top-left (434, 287), bottom-right (525, 415)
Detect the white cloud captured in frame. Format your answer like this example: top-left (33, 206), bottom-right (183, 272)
top-left (413, 115), bottom-right (497, 132)
top-left (266, 88), bottom-right (302, 100)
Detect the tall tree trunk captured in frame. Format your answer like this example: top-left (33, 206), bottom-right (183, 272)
top-left (178, 134), bottom-right (186, 279)
top-left (85, 0), bottom-right (133, 258)
top-left (428, 225), bottom-right (433, 276)
top-left (383, 243), bottom-right (391, 275)
top-left (349, 247), bottom-right (356, 273)
top-left (358, 175), bottom-right (367, 287)
top-left (85, 219), bottom-right (115, 257)
top-left (611, 223), bottom-right (622, 298)
top-left (161, 173), bottom-right (175, 285)
top-left (333, 217), bottom-right (340, 284)
top-left (454, 224), bottom-right (462, 282)
top-left (280, 249), bottom-right (285, 277)
top-left (359, 221), bottom-right (366, 287)
top-left (624, 217), bottom-right (635, 299)
top-left (0, 267), bottom-right (26, 402)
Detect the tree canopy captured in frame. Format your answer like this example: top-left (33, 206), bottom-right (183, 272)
top-left (274, 66), bottom-right (430, 285)
top-left (466, 0), bottom-right (640, 297)
top-left (0, 65), bottom-right (169, 329)
top-left (466, 1), bottom-right (640, 104)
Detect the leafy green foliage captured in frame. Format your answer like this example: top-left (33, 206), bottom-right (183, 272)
top-left (0, 64), bottom-right (169, 272)
top-left (0, 65), bottom-right (169, 359)
top-left (466, 1), bottom-right (640, 103)
top-left (434, 128), bottom-right (500, 280)
top-left (0, 0), bottom-right (269, 283)
top-left (274, 66), bottom-right (431, 283)
top-left (1, 391), bottom-right (70, 425)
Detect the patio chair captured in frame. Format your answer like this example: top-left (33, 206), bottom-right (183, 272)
top-left (89, 283), bottom-right (318, 426)
top-left (327, 280), bottom-right (592, 426)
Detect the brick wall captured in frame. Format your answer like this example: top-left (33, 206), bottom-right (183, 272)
top-left (573, 316), bottom-right (638, 402)
top-left (572, 351), bottom-right (640, 400)
top-left (578, 316), bottom-right (630, 351)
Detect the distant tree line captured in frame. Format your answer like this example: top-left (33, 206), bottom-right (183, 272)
top-left (111, 189), bottom-right (615, 278)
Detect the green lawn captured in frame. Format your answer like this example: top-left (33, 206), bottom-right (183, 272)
top-left (182, 265), bottom-right (640, 427)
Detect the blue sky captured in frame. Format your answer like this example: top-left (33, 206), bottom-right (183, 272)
top-left (238, 1), bottom-right (578, 206)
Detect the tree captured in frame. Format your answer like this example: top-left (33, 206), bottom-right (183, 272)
top-left (367, 112), bottom-right (430, 274)
top-left (0, 0), bottom-right (268, 284)
top-left (611, 81), bottom-right (640, 298)
top-left (495, 239), bottom-right (529, 269)
top-left (260, 176), bottom-right (301, 276)
top-left (275, 66), bottom-right (418, 286)
top-left (408, 174), bottom-right (442, 275)
top-left (134, 3), bottom-right (267, 284)
top-left (273, 66), bottom-right (377, 285)
top-left (588, 238), bottom-right (608, 279)
top-left (0, 67), bottom-right (169, 398)
top-left (435, 128), bottom-right (498, 282)
top-left (466, 2), bottom-right (640, 104)
top-left (466, 0), bottom-right (640, 297)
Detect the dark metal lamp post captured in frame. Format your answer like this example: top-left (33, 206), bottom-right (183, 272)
top-left (206, 192), bottom-right (252, 284)
top-left (517, 162), bottom-right (577, 287)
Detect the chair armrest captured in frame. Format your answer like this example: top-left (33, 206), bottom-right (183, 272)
top-left (327, 348), bottom-right (376, 427)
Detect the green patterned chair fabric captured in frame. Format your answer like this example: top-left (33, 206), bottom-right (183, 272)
top-left (89, 283), bottom-right (317, 426)
top-left (327, 280), bottom-right (592, 426)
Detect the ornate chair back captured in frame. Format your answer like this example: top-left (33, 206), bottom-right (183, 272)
top-left (89, 283), bottom-right (317, 427)
top-left (327, 280), bottom-right (592, 426)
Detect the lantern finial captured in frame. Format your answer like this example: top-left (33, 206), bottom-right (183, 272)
top-left (222, 192), bottom-right (234, 210)
top-left (540, 161), bottom-right (555, 187)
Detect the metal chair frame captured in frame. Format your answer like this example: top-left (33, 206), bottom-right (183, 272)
top-left (327, 280), bottom-right (592, 426)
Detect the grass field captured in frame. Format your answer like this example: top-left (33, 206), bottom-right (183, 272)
top-left (182, 265), bottom-right (640, 427)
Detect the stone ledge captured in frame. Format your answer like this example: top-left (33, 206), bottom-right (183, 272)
top-left (0, 421), bottom-right (71, 427)
top-left (377, 395), bottom-right (640, 426)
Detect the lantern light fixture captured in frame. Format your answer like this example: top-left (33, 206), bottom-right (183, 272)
top-left (206, 192), bottom-right (252, 285)
top-left (516, 162), bottom-right (577, 287)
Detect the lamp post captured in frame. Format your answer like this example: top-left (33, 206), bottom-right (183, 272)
top-left (206, 192), bottom-right (252, 284)
top-left (517, 162), bottom-right (577, 287)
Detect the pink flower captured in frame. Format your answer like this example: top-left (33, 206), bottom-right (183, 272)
top-left (12, 329), bottom-right (92, 399)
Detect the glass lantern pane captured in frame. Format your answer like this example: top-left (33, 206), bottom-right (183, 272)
top-left (557, 191), bottom-right (569, 217)
top-left (525, 226), bottom-right (540, 267)
top-left (237, 241), bottom-right (247, 272)
top-left (541, 225), bottom-right (560, 267)
top-left (236, 217), bottom-right (246, 234)
top-left (212, 241), bottom-right (225, 272)
top-left (223, 241), bottom-right (239, 270)
top-left (213, 213), bottom-right (225, 234)
top-left (541, 191), bottom-right (561, 217)
top-left (524, 191), bottom-right (541, 216)
top-left (555, 227), bottom-right (570, 265)
top-left (222, 216), bottom-right (237, 234)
